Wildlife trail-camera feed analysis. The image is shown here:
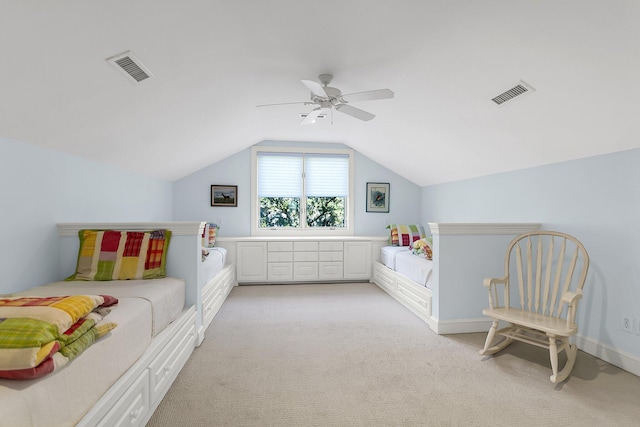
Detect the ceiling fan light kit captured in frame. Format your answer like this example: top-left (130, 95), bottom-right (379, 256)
top-left (257, 74), bottom-right (394, 124)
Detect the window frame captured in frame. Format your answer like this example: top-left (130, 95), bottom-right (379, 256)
top-left (251, 146), bottom-right (355, 236)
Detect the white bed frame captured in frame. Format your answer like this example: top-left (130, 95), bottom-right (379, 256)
top-left (57, 221), bottom-right (236, 427)
top-left (371, 222), bottom-right (541, 335)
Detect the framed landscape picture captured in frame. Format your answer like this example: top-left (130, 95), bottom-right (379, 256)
top-left (366, 182), bottom-right (389, 213)
top-left (211, 185), bottom-right (238, 207)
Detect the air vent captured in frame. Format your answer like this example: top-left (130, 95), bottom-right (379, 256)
top-left (106, 51), bottom-right (153, 83)
top-left (492, 80), bottom-right (535, 105)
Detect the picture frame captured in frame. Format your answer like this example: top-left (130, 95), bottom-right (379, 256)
top-left (366, 182), bottom-right (390, 213)
top-left (211, 185), bottom-right (238, 207)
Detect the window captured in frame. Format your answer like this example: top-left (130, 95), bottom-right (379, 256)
top-left (251, 146), bottom-right (354, 236)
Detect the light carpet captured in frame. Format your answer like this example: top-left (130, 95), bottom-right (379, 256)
top-left (147, 283), bottom-right (640, 426)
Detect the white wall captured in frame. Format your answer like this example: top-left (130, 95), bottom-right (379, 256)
top-left (421, 148), bottom-right (640, 366)
top-left (173, 141), bottom-right (422, 237)
top-left (0, 137), bottom-right (173, 292)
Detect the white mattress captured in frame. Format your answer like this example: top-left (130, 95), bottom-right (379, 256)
top-left (380, 246), bottom-right (410, 270)
top-left (15, 277), bottom-right (185, 337)
top-left (202, 247), bottom-right (227, 286)
top-left (0, 297), bottom-right (153, 427)
top-left (394, 251), bottom-right (434, 289)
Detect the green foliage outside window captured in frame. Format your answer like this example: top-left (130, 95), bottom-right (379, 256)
top-left (260, 197), bottom-right (345, 228)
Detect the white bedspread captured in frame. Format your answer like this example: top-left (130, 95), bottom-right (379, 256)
top-left (14, 277), bottom-right (185, 337)
top-left (202, 247), bottom-right (227, 286)
top-left (394, 251), bottom-right (434, 289)
top-left (0, 297), bottom-right (152, 427)
top-left (380, 246), bottom-right (410, 270)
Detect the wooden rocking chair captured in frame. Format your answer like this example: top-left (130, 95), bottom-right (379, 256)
top-left (479, 231), bottom-right (589, 383)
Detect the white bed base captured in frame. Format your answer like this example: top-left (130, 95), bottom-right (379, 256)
top-left (371, 223), bottom-right (542, 335)
top-left (56, 221), bottom-right (237, 426)
top-left (77, 306), bottom-right (197, 427)
top-left (372, 261), bottom-right (434, 329)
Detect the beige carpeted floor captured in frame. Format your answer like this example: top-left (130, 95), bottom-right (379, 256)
top-left (147, 283), bottom-right (640, 427)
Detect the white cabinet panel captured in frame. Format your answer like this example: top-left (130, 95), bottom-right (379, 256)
top-left (237, 242), bottom-right (267, 282)
top-left (294, 262), bottom-right (318, 281)
top-left (319, 251), bottom-right (342, 262)
top-left (319, 262), bottom-right (343, 280)
top-left (294, 241), bottom-right (318, 251)
top-left (268, 241), bottom-right (293, 252)
top-left (343, 241), bottom-right (372, 280)
top-left (319, 241), bottom-right (343, 251)
top-left (268, 252), bottom-right (293, 262)
top-left (268, 262), bottom-right (293, 281)
top-left (294, 251), bottom-right (319, 262)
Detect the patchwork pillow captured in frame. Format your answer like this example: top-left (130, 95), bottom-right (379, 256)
top-left (387, 224), bottom-right (427, 246)
top-left (66, 229), bottom-right (171, 281)
top-left (411, 238), bottom-right (433, 260)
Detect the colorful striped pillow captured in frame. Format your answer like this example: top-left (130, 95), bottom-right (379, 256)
top-left (387, 224), bottom-right (427, 247)
top-left (66, 229), bottom-right (171, 281)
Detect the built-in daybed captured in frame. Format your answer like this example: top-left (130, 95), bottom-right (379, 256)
top-left (0, 221), bottom-right (236, 427)
top-left (371, 222), bottom-right (541, 335)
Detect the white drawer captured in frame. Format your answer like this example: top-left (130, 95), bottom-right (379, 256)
top-left (294, 241), bottom-right (318, 251)
top-left (294, 251), bottom-right (318, 262)
top-left (97, 370), bottom-right (150, 427)
top-left (319, 251), bottom-right (343, 262)
top-left (268, 241), bottom-right (293, 252)
top-left (268, 262), bottom-right (293, 280)
top-left (319, 262), bottom-right (343, 280)
top-left (319, 241), bottom-right (343, 251)
top-left (373, 263), bottom-right (396, 293)
top-left (148, 315), bottom-right (197, 404)
top-left (268, 251), bottom-right (293, 262)
top-left (293, 262), bottom-right (318, 280)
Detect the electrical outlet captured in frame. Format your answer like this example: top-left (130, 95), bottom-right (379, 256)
top-left (636, 318), bottom-right (640, 335)
top-left (622, 314), bottom-right (634, 333)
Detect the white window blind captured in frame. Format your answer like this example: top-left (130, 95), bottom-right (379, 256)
top-left (257, 153), bottom-right (302, 197)
top-left (305, 154), bottom-right (349, 197)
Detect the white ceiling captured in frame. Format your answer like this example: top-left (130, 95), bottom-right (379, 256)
top-left (2, 1), bottom-right (639, 186)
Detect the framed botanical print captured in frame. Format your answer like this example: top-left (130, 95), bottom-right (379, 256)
top-left (366, 182), bottom-right (389, 213)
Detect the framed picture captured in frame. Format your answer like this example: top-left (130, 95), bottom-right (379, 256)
top-left (211, 185), bottom-right (238, 207)
top-left (366, 182), bottom-right (389, 213)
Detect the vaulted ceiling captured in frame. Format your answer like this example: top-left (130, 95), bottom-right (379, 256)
top-left (2, 1), bottom-right (639, 186)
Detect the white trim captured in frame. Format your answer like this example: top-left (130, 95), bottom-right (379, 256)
top-left (575, 334), bottom-right (640, 378)
top-left (57, 221), bottom-right (205, 237)
top-left (430, 317), bottom-right (494, 334)
top-left (428, 222), bottom-right (541, 236)
top-left (250, 146), bottom-right (355, 237)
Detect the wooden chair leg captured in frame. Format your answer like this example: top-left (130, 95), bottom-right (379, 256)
top-left (479, 321), bottom-right (513, 356)
top-left (551, 340), bottom-right (578, 384)
top-left (548, 336), bottom-right (559, 382)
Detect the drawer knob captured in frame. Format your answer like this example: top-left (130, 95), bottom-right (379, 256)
top-left (130, 408), bottom-right (141, 420)
top-left (164, 365), bottom-right (172, 372)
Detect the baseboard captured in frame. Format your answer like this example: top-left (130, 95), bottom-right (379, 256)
top-left (576, 335), bottom-right (640, 377)
top-left (431, 317), bottom-right (493, 335)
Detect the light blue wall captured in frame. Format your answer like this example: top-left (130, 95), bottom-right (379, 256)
top-left (173, 141), bottom-right (422, 237)
top-left (0, 137), bottom-right (173, 293)
top-left (422, 148), bottom-right (640, 358)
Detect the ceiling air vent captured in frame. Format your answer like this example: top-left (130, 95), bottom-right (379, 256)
top-left (106, 51), bottom-right (153, 83)
top-left (491, 80), bottom-right (535, 105)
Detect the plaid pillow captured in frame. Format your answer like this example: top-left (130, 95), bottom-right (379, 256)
top-left (387, 224), bottom-right (427, 247)
top-left (66, 229), bottom-right (171, 281)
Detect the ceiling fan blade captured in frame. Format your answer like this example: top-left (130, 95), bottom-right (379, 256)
top-left (335, 104), bottom-right (375, 121)
top-left (340, 88), bottom-right (394, 103)
top-left (299, 108), bottom-right (325, 125)
top-left (301, 79), bottom-right (328, 98)
top-left (256, 101), bottom-right (310, 107)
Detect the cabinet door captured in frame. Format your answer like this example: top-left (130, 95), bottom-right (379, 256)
top-left (343, 241), bottom-right (372, 280)
top-left (236, 242), bottom-right (267, 282)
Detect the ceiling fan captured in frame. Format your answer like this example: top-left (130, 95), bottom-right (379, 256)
top-left (256, 74), bottom-right (394, 125)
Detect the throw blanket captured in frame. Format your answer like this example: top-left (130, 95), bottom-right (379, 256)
top-left (0, 295), bottom-right (118, 380)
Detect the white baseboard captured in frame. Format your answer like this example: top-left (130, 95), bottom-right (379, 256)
top-left (576, 335), bottom-right (640, 377)
top-left (431, 317), bottom-right (493, 335)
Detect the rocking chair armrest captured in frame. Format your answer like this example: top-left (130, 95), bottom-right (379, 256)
top-left (483, 276), bottom-right (508, 288)
top-left (561, 291), bottom-right (583, 305)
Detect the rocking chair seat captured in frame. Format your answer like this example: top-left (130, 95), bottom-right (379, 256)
top-left (482, 307), bottom-right (578, 336)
